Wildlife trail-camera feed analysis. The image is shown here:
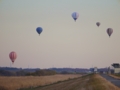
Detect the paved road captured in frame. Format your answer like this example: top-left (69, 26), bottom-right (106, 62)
top-left (100, 74), bottom-right (120, 87)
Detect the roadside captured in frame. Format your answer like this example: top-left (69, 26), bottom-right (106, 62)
top-left (108, 74), bottom-right (120, 80)
top-left (100, 74), bottom-right (120, 88)
top-left (86, 74), bottom-right (120, 90)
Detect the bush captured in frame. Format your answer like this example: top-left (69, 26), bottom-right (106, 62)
top-left (26, 69), bottom-right (57, 76)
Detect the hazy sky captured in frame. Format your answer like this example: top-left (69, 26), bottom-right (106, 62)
top-left (0, 0), bottom-right (120, 69)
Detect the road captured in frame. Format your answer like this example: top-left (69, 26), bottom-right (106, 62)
top-left (100, 74), bottom-right (120, 88)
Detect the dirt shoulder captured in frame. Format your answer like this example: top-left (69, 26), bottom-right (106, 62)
top-left (108, 74), bottom-right (120, 79)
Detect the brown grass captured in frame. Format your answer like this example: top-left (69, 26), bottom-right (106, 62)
top-left (25, 74), bottom-right (120, 90)
top-left (109, 74), bottom-right (120, 79)
top-left (86, 74), bottom-right (120, 90)
top-left (1, 74), bottom-right (119, 90)
top-left (34, 74), bottom-right (89, 90)
top-left (0, 74), bottom-right (81, 90)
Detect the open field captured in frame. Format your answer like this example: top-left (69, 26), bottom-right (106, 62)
top-left (0, 74), bottom-right (81, 90)
top-left (21, 74), bottom-right (120, 90)
top-left (1, 74), bottom-right (120, 90)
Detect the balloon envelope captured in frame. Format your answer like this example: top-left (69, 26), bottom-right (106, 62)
top-left (36, 27), bottom-right (43, 35)
top-left (71, 12), bottom-right (79, 21)
top-left (9, 51), bottom-right (17, 63)
top-left (107, 28), bottom-right (113, 37)
top-left (96, 22), bottom-right (100, 27)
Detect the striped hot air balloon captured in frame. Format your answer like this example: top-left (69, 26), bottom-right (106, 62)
top-left (9, 51), bottom-right (17, 63)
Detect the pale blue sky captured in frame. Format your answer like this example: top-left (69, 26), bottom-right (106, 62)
top-left (0, 0), bottom-right (120, 69)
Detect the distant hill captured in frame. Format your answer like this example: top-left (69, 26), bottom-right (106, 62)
top-left (0, 69), bottom-right (16, 76)
top-left (0, 67), bottom-right (40, 76)
top-left (49, 68), bottom-right (89, 74)
top-left (0, 67), bottom-right (90, 73)
top-left (0, 67), bottom-right (90, 76)
top-left (26, 69), bottom-right (57, 76)
top-left (0, 67), bottom-right (109, 76)
top-left (0, 69), bottom-right (28, 76)
top-left (0, 67), bottom-right (40, 72)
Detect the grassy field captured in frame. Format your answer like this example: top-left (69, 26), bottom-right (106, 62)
top-left (1, 74), bottom-right (120, 90)
top-left (20, 74), bottom-right (120, 90)
top-left (0, 74), bottom-right (81, 90)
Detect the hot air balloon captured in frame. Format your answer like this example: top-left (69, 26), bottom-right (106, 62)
top-left (9, 51), bottom-right (17, 63)
top-left (36, 27), bottom-right (43, 35)
top-left (71, 12), bottom-right (79, 21)
top-left (96, 22), bottom-right (100, 27)
top-left (107, 28), bottom-right (113, 37)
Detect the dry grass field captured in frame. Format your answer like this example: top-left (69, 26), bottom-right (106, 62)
top-left (1, 74), bottom-right (120, 90)
top-left (28, 74), bottom-right (120, 90)
top-left (0, 74), bottom-right (81, 90)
